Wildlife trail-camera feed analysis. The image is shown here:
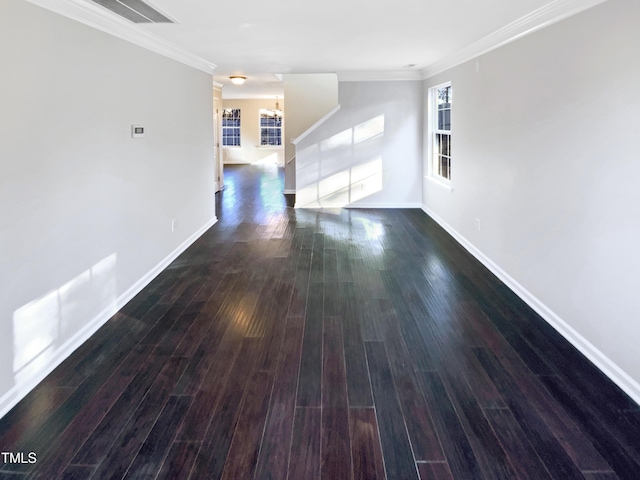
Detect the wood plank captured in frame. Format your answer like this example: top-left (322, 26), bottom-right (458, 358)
top-left (465, 322), bottom-right (611, 472)
top-left (253, 280), bottom-right (296, 372)
top-left (220, 371), bottom-right (273, 480)
top-left (0, 384), bottom-right (74, 452)
top-left (123, 395), bottom-right (192, 479)
top-left (539, 375), bottom-right (640, 480)
top-left (156, 441), bottom-right (199, 480)
top-left (349, 408), bottom-right (386, 480)
top-left (286, 248), bottom-right (312, 318)
top-left (254, 317), bottom-right (304, 480)
top-left (175, 322), bottom-right (244, 440)
top-left (27, 345), bottom-right (154, 478)
top-left (321, 407), bottom-right (352, 480)
top-left (1, 337), bottom-right (139, 475)
top-left (365, 342), bottom-right (419, 480)
top-left (376, 304), bottom-right (445, 462)
top-left (58, 465), bottom-right (96, 480)
top-left (287, 407), bottom-right (321, 480)
top-left (86, 356), bottom-right (189, 480)
top-left (416, 462), bottom-right (454, 480)
top-left (484, 407), bottom-right (553, 480)
top-left (416, 371), bottom-right (483, 480)
top-left (323, 248), bottom-right (340, 318)
top-left (297, 285), bottom-right (323, 407)
top-left (437, 368), bottom-right (516, 480)
top-left (340, 282), bottom-right (374, 408)
top-left (322, 318), bottom-right (348, 408)
top-left (69, 349), bottom-right (168, 466)
top-left (188, 338), bottom-right (261, 479)
top-left (474, 348), bottom-right (585, 480)
top-left (582, 472), bottom-right (621, 480)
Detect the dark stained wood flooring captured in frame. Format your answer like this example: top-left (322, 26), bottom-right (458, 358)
top-left (1, 164), bottom-right (639, 479)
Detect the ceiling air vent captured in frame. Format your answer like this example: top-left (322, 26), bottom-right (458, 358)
top-left (90, 0), bottom-right (174, 23)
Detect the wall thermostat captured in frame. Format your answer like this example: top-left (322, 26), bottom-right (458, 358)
top-left (132, 125), bottom-right (145, 138)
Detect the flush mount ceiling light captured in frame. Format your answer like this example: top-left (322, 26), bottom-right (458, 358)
top-left (229, 76), bottom-right (247, 85)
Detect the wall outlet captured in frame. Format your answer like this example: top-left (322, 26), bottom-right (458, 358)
top-left (475, 218), bottom-right (481, 232)
top-left (171, 219), bottom-right (176, 232)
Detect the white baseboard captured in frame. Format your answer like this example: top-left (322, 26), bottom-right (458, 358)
top-left (0, 216), bottom-right (218, 420)
top-left (294, 202), bottom-right (422, 209)
top-left (346, 202), bottom-right (422, 209)
top-left (421, 204), bottom-right (640, 406)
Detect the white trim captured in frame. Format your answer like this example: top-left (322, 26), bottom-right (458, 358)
top-left (258, 108), bottom-right (283, 148)
top-left (283, 189), bottom-right (296, 194)
top-left (420, 204), bottom-right (640, 406)
top-left (425, 176), bottom-right (454, 193)
top-left (0, 215), bottom-right (218, 420)
top-left (292, 105), bottom-right (341, 146)
top-left (337, 71), bottom-right (423, 82)
top-left (428, 82), bottom-right (453, 183)
top-left (422, 0), bottom-right (607, 79)
top-left (346, 203), bottom-right (422, 209)
top-left (24, 0), bottom-right (216, 74)
top-left (294, 202), bottom-right (422, 209)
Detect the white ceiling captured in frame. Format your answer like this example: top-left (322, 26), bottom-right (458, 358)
top-left (123, 0), bottom-right (576, 97)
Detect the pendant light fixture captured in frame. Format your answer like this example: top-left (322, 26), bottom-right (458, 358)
top-left (274, 96), bottom-right (282, 117)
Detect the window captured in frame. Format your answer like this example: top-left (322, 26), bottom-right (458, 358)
top-left (259, 109), bottom-right (283, 146)
top-left (222, 108), bottom-right (241, 146)
top-left (430, 83), bottom-right (452, 181)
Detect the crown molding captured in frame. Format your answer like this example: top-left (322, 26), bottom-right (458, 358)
top-left (422, 0), bottom-right (608, 79)
top-left (25, 0), bottom-right (216, 74)
top-left (337, 70), bottom-right (422, 82)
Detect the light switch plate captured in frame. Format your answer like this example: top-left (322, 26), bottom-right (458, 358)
top-left (132, 125), bottom-right (144, 138)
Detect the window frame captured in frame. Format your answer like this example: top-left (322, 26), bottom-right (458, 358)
top-left (258, 108), bottom-right (283, 147)
top-left (222, 108), bottom-right (241, 147)
top-left (428, 82), bottom-right (452, 184)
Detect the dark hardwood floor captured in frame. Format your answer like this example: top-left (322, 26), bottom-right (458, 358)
top-left (1, 164), bottom-right (639, 479)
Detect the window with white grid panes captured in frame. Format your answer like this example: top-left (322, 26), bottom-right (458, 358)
top-left (431, 83), bottom-right (452, 181)
top-left (222, 108), bottom-right (241, 146)
top-left (259, 109), bottom-right (282, 146)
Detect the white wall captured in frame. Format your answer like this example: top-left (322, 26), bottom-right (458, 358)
top-left (283, 74), bottom-right (339, 191)
top-left (221, 98), bottom-right (285, 166)
top-left (0, 0), bottom-right (216, 416)
top-left (296, 81), bottom-right (422, 208)
top-left (423, 0), bottom-right (640, 399)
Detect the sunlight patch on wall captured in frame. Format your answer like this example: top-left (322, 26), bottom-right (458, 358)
top-left (354, 115), bottom-right (384, 144)
top-left (12, 253), bottom-right (118, 384)
top-left (319, 171), bottom-right (350, 199)
top-left (321, 128), bottom-right (352, 151)
top-left (297, 157), bottom-right (383, 208)
top-left (295, 114), bottom-right (385, 208)
top-left (350, 158), bottom-right (383, 203)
